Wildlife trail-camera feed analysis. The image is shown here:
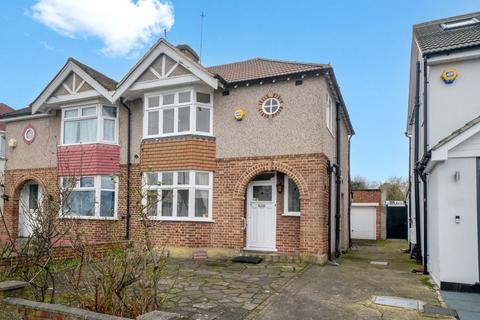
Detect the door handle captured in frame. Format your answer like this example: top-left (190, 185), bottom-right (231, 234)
top-left (242, 217), bottom-right (247, 229)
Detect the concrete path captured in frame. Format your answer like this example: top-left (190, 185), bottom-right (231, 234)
top-left (442, 291), bottom-right (480, 320)
top-left (248, 240), bottom-right (454, 320)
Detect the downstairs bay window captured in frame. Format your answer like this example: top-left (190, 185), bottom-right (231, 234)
top-left (62, 104), bottom-right (118, 145)
top-left (61, 176), bottom-right (118, 219)
top-left (144, 89), bottom-right (213, 138)
top-left (144, 171), bottom-right (213, 221)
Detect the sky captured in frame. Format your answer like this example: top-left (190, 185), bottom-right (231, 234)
top-left (1, 0), bottom-right (479, 182)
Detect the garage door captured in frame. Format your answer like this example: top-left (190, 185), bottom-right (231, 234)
top-left (351, 205), bottom-right (376, 240)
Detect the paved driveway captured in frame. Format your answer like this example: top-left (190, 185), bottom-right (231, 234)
top-left (248, 240), bottom-right (454, 320)
top-left (442, 291), bottom-right (480, 320)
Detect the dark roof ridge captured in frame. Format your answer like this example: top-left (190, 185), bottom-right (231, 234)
top-left (67, 57), bottom-right (118, 90)
top-left (207, 57), bottom-right (328, 69)
top-left (413, 11), bottom-right (480, 28)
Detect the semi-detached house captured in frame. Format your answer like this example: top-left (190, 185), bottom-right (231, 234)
top-left (0, 39), bottom-right (353, 262)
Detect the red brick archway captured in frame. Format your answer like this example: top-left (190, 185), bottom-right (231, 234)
top-left (233, 160), bottom-right (310, 200)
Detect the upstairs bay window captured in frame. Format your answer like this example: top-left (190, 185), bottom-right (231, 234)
top-left (61, 176), bottom-right (118, 219)
top-left (144, 89), bottom-right (213, 138)
top-left (62, 105), bottom-right (118, 145)
top-left (144, 170), bottom-right (213, 221)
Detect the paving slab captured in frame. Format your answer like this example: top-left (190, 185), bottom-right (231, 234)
top-left (441, 291), bottom-right (480, 320)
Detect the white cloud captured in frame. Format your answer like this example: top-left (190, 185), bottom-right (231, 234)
top-left (31, 0), bottom-right (174, 56)
top-left (39, 41), bottom-right (53, 50)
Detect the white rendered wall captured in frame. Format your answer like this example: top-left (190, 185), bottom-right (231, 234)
top-left (433, 158), bottom-right (479, 284)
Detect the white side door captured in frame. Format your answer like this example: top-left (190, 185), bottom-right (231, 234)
top-left (351, 205), bottom-right (376, 240)
top-left (245, 181), bottom-right (276, 251)
top-left (18, 182), bottom-right (40, 238)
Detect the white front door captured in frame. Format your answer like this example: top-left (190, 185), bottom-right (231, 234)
top-left (18, 182), bottom-right (41, 238)
top-left (245, 180), bottom-right (276, 251)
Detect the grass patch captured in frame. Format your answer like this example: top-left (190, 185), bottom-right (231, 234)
top-left (420, 276), bottom-right (435, 290)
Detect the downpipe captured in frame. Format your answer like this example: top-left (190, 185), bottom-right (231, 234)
top-left (120, 98), bottom-right (132, 240)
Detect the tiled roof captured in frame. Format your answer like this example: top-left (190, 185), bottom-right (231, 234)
top-left (0, 103), bottom-right (14, 115)
top-left (414, 12), bottom-right (480, 54)
top-left (207, 58), bottom-right (329, 83)
top-left (68, 58), bottom-right (118, 91)
top-left (0, 106), bottom-right (33, 119)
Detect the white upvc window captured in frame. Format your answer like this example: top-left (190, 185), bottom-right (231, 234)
top-left (0, 132), bottom-right (5, 159)
top-left (283, 176), bottom-right (300, 216)
top-left (61, 176), bottom-right (118, 219)
top-left (62, 104), bottom-right (118, 145)
top-left (326, 93), bottom-right (334, 134)
top-left (144, 88), bottom-right (213, 138)
top-left (143, 170), bottom-right (213, 222)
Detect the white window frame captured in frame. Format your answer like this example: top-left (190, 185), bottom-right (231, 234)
top-left (60, 103), bottom-right (119, 146)
top-left (143, 87), bottom-right (214, 138)
top-left (326, 93), bottom-right (334, 135)
top-left (60, 176), bottom-right (119, 220)
top-left (283, 175), bottom-right (300, 216)
top-left (143, 170), bottom-right (213, 222)
top-left (0, 132), bottom-right (6, 159)
top-left (261, 98), bottom-right (280, 115)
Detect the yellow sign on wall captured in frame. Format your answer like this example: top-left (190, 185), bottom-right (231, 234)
top-left (441, 68), bottom-right (458, 84)
top-left (234, 109), bottom-right (246, 121)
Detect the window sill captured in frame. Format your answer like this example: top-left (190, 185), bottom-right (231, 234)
top-left (58, 142), bottom-right (120, 147)
top-left (148, 217), bottom-right (214, 223)
top-left (143, 132), bottom-right (215, 140)
top-left (58, 215), bottom-right (119, 221)
top-left (282, 212), bottom-right (301, 217)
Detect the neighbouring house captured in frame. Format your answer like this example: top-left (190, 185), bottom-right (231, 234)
top-left (0, 103), bottom-right (14, 214)
top-left (351, 189), bottom-right (382, 240)
top-left (407, 12), bottom-right (480, 291)
top-left (0, 39), bottom-right (354, 263)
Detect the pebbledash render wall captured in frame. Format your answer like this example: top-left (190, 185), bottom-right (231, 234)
top-left (2, 75), bottom-right (349, 261)
top-left (352, 189), bottom-right (382, 240)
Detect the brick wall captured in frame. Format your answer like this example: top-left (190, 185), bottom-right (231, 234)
top-left (352, 189), bottom-right (382, 240)
top-left (2, 153), bottom-right (332, 259)
top-left (140, 136), bottom-right (216, 171)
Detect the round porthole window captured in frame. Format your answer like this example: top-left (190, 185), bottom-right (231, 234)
top-left (23, 126), bottom-right (36, 144)
top-left (258, 93), bottom-right (284, 118)
top-left (262, 98), bottom-right (280, 115)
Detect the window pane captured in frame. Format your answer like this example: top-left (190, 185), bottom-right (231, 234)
top-left (177, 189), bottom-right (189, 217)
top-left (178, 91), bottom-right (191, 103)
top-left (100, 191), bottom-right (115, 217)
top-left (64, 109), bottom-right (78, 118)
top-left (195, 172), bottom-right (209, 186)
top-left (252, 185), bottom-right (272, 201)
top-left (148, 111), bottom-right (159, 135)
top-left (178, 106), bottom-right (190, 132)
top-left (101, 176), bottom-right (115, 190)
top-left (148, 96), bottom-right (160, 108)
top-left (29, 184), bottom-right (39, 210)
top-left (196, 92), bottom-right (211, 104)
top-left (64, 121), bottom-right (79, 144)
top-left (288, 178), bottom-right (301, 212)
top-left (0, 135), bottom-right (6, 158)
top-left (80, 177), bottom-right (94, 188)
top-left (177, 171), bottom-right (189, 185)
top-left (163, 94), bottom-right (175, 105)
top-left (66, 191), bottom-right (95, 216)
top-left (103, 119), bottom-right (115, 141)
top-left (195, 190), bottom-right (209, 218)
top-left (62, 177), bottom-right (76, 189)
top-left (82, 107), bottom-right (97, 116)
top-left (196, 107), bottom-right (210, 133)
top-left (146, 172), bottom-right (158, 185)
top-left (146, 190), bottom-right (158, 217)
top-left (162, 109), bottom-right (174, 134)
top-left (160, 172), bottom-right (173, 185)
top-left (102, 106), bottom-right (117, 118)
top-left (161, 189), bottom-right (173, 216)
top-left (79, 118), bottom-right (97, 142)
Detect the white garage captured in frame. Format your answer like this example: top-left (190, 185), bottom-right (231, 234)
top-left (351, 204), bottom-right (378, 240)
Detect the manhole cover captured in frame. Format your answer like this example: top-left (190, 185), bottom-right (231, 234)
top-left (372, 296), bottom-right (424, 310)
top-left (370, 261), bottom-right (389, 266)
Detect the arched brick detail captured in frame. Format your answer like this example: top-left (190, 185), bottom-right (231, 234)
top-left (11, 175), bottom-right (49, 201)
top-left (233, 161), bottom-right (309, 200)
